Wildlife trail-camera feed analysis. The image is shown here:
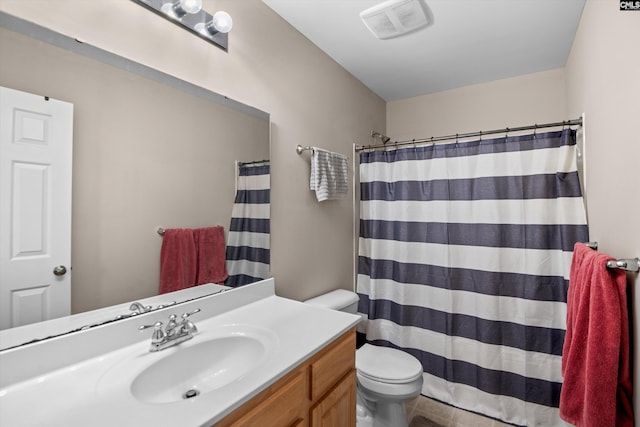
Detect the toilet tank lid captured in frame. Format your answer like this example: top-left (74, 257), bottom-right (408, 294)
top-left (304, 289), bottom-right (359, 310)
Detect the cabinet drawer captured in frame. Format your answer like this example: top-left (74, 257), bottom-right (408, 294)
top-left (231, 371), bottom-right (306, 427)
top-left (310, 332), bottom-right (355, 401)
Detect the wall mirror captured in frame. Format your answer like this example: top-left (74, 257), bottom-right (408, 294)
top-left (0, 12), bottom-right (270, 349)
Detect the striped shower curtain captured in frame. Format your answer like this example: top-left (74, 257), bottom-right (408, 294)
top-left (357, 129), bottom-right (588, 426)
top-left (225, 162), bottom-right (270, 286)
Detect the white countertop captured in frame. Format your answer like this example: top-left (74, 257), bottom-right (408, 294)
top-left (0, 279), bottom-right (360, 426)
top-left (0, 284), bottom-right (228, 350)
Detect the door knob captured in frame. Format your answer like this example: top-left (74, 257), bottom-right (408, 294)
top-left (53, 265), bottom-right (67, 276)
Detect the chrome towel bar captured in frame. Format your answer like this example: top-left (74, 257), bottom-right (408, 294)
top-left (606, 258), bottom-right (640, 272)
top-left (296, 144), bottom-right (312, 155)
top-left (585, 242), bottom-right (639, 272)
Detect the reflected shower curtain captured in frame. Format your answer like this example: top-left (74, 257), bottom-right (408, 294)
top-left (225, 162), bottom-right (270, 287)
top-left (357, 130), bottom-right (588, 426)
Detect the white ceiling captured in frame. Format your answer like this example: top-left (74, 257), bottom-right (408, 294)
top-left (262, 0), bottom-right (586, 101)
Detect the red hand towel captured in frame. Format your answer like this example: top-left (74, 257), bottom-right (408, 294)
top-left (193, 226), bottom-right (228, 285)
top-left (560, 243), bottom-right (633, 427)
top-left (159, 228), bottom-right (197, 294)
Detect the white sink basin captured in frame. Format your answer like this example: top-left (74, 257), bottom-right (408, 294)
top-left (97, 324), bottom-right (277, 405)
top-left (132, 334), bottom-right (266, 403)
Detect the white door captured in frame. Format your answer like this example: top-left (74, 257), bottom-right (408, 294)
top-left (0, 86), bottom-right (73, 330)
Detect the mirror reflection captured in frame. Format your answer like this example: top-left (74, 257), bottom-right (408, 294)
top-left (0, 13), bottom-right (270, 347)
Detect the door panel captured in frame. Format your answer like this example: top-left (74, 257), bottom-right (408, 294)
top-left (0, 86), bottom-right (73, 330)
top-left (12, 162), bottom-right (49, 257)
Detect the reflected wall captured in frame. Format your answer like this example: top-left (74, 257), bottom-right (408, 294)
top-left (0, 25), bottom-right (270, 314)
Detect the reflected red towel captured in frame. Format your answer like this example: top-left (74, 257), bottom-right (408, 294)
top-left (193, 226), bottom-right (228, 285)
top-left (159, 228), bottom-right (197, 294)
top-left (560, 243), bottom-right (633, 427)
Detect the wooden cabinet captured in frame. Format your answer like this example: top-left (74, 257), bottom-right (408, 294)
top-left (216, 328), bottom-right (356, 427)
top-left (310, 370), bottom-right (356, 426)
top-left (230, 370), bottom-right (306, 427)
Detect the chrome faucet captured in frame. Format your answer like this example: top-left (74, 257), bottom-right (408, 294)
top-left (139, 309), bottom-right (201, 352)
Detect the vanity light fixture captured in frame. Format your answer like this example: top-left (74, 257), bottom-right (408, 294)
top-left (194, 11), bottom-right (233, 37)
top-left (131, 0), bottom-right (231, 51)
top-left (161, 0), bottom-right (202, 19)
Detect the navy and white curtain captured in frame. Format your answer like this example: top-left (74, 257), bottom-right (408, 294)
top-left (357, 129), bottom-right (588, 426)
top-left (225, 162), bottom-right (270, 287)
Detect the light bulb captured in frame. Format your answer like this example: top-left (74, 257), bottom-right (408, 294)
top-left (160, 2), bottom-right (180, 19)
top-left (212, 11), bottom-right (233, 33)
top-left (180, 0), bottom-right (202, 14)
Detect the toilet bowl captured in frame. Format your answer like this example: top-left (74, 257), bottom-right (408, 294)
top-left (305, 290), bottom-right (424, 427)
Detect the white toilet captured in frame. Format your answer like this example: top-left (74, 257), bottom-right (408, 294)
top-left (305, 290), bottom-right (424, 427)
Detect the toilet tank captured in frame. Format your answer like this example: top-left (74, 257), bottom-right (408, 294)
top-left (304, 289), bottom-right (360, 314)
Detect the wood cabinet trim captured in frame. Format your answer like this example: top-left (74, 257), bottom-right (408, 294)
top-left (310, 331), bottom-right (355, 401)
top-left (214, 365), bottom-right (307, 427)
top-left (310, 370), bottom-right (357, 427)
top-left (230, 371), bottom-right (306, 427)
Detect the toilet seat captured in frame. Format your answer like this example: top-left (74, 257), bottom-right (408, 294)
top-left (356, 344), bottom-right (423, 384)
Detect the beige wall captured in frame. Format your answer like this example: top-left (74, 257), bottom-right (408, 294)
top-left (565, 0), bottom-right (640, 414)
top-left (387, 67), bottom-right (568, 140)
top-left (0, 27), bottom-right (269, 313)
top-left (0, 0), bottom-right (386, 303)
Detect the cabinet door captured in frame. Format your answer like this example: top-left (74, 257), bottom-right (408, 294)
top-left (310, 370), bottom-right (356, 427)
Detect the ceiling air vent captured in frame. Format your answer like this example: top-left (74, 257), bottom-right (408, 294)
top-left (360, 0), bottom-right (432, 40)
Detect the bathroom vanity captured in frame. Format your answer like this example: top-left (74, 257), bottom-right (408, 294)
top-left (217, 327), bottom-right (356, 426)
top-left (0, 279), bottom-right (360, 426)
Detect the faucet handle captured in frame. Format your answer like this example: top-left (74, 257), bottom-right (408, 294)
top-left (182, 308), bottom-right (201, 319)
top-left (180, 308), bottom-right (200, 334)
top-left (139, 321), bottom-right (165, 343)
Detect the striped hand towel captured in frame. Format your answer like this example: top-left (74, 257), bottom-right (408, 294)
top-left (310, 147), bottom-right (348, 202)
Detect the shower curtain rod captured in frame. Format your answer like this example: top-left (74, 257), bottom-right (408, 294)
top-left (355, 118), bottom-right (583, 152)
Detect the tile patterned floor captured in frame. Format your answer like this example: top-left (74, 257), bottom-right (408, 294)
top-left (410, 415), bottom-right (446, 427)
top-left (406, 395), bottom-right (514, 427)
